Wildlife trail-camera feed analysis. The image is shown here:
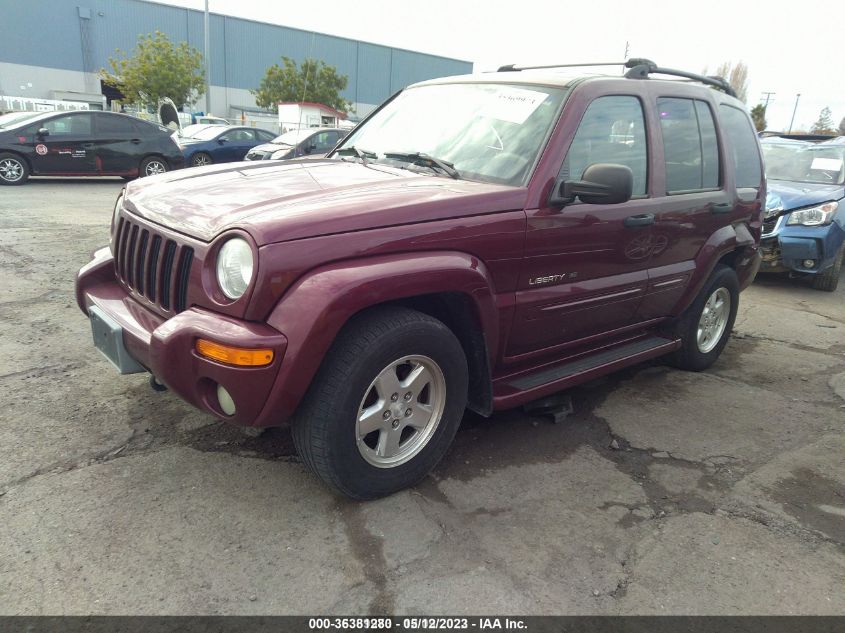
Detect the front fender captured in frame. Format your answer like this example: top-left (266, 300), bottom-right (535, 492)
top-left (255, 251), bottom-right (499, 424)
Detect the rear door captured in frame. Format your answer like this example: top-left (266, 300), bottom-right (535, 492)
top-left (636, 90), bottom-right (745, 319)
top-left (508, 92), bottom-right (654, 359)
top-left (29, 112), bottom-right (96, 175)
top-left (92, 113), bottom-right (143, 174)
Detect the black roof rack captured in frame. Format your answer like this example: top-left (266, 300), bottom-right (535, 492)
top-left (495, 58), bottom-right (737, 98)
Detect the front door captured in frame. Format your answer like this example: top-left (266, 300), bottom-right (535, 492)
top-left (30, 112), bottom-right (96, 175)
top-left (218, 129), bottom-right (257, 161)
top-left (507, 94), bottom-right (653, 359)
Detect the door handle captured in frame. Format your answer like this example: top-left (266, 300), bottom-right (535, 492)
top-left (130, 138), bottom-right (142, 144)
top-left (623, 213), bottom-right (655, 228)
top-left (710, 202), bottom-right (733, 214)
top-left (81, 142), bottom-right (95, 149)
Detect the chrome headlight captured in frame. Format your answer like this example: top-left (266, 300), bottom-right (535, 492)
top-left (216, 238), bottom-right (254, 300)
top-left (786, 201), bottom-right (838, 226)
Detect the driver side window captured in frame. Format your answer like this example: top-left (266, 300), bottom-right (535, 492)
top-left (560, 96), bottom-right (648, 195)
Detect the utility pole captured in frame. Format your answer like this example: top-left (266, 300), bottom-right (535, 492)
top-left (622, 41), bottom-right (629, 74)
top-left (204, 0), bottom-right (211, 115)
top-left (760, 91), bottom-right (775, 111)
top-left (788, 93), bottom-right (801, 133)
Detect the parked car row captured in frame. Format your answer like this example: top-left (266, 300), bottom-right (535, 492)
top-left (0, 108), bottom-right (349, 185)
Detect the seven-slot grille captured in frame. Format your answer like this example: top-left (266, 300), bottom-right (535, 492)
top-left (113, 215), bottom-right (194, 314)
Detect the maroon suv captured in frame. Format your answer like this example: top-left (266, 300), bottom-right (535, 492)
top-left (76, 60), bottom-right (764, 499)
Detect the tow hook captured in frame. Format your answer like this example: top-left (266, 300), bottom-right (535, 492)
top-left (149, 375), bottom-right (168, 392)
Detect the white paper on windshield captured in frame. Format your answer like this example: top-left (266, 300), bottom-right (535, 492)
top-left (811, 157), bottom-right (843, 171)
top-left (483, 87), bottom-right (548, 124)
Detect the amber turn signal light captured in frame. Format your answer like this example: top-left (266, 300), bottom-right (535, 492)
top-left (195, 339), bottom-right (274, 367)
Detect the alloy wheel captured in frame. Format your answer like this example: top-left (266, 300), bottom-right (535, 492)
top-left (0, 158), bottom-right (23, 183)
top-left (696, 287), bottom-right (731, 353)
top-left (144, 160), bottom-right (166, 176)
top-left (355, 355), bottom-right (446, 468)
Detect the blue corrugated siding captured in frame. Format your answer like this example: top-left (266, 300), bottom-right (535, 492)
top-left (0, 0), bottom-right (472, 105)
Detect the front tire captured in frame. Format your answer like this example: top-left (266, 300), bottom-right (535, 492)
top-left (667, 264), bottom-right (739, 371)
top-left (139, 156), bottom-right (168, 178)
top-left (292, 306), bottom-right (468, 499)
top-left (0, 153), bottom-right (29, 185)
top-left (812, 244), bottom-right (843, 292)
top-left (191, 152), bottom-right (213, 167)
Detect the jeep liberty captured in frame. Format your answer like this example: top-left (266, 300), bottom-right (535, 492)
top-left (76, 60), bottom-right (764, 499)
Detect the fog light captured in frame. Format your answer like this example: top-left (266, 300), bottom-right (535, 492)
top-left (217, 385), bottom-right (236, 416)
top-left (803, 259), bottom-right (816, 268)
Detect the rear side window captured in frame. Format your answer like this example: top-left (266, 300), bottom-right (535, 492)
top-left (560, 95), bottom-right (648, 195)
top-left (97, 114), bottom-right (136, 135)
top-left (657, 97), bottom-right (720, 193)
top-left (718, 105), bottom-right (762, 189)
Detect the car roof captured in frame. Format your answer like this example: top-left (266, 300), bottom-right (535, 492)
top-left (410, 70), bottom-right (744, 106)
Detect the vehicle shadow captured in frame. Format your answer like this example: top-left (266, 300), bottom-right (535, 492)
top-left (27, 177), bottom-right (127, 185)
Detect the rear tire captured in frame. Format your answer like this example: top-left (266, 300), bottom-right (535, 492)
top-left (0, 153), bottom-right (29, 185)
top-left (292, 306), bottom-right (468, 499)
top-left (667, 264), bottom-right (739, 371)
top-left (812, 244), bottom-right (843, 292)
top-left (139, 156), bottom-right (168, 178)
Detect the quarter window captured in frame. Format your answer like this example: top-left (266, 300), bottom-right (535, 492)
top-left (718, 105), bottom-right (762, 189)
top-left (560, 96), bottom-right (648, 196)
top-left (657, 98), bottom-right (720, 192)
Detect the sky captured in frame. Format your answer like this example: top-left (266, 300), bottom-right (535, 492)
top-left (160, 0), bottom-right (843, 132)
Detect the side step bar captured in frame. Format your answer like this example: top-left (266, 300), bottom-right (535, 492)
top-left (493, 335), bottom-right (681, 410)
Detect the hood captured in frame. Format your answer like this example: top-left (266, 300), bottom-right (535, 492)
top-left (123, 159), bottom-right (527, 245)
top-left (767, 180), bottom-right (844, 214)
top-left (158, 98), bottom-right (181, 131)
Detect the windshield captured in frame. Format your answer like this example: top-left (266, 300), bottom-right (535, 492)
top-left (335, 82), bottom-right (567, 186)
top-left (183, 125), bottom-right (226, 140)
top-left (270, 129), bottom-right (312, 145)
top-left (763, 142), bottom-right (845, 185)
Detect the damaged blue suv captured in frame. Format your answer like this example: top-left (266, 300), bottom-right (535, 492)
top-left (759, 136), bottom-right (845, 291)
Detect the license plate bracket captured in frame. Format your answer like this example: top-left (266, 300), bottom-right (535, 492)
top-left (89, 305), bottom-right (145, 374)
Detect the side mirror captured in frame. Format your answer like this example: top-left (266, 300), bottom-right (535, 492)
top-left (37, 127), bottom-right (49, 138)
top-left (550, 163), bottom-right (634, 207)
top-left (217, 138), bottom-right (227, 144)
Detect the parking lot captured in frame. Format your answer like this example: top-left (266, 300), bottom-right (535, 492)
top-left (1, 178), bottom-right (843, 615)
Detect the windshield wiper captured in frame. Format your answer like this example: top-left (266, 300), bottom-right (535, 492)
top-left (383, 151), bottom-right (460, 179)
top-left (336, 145), bottom-right (377, 165)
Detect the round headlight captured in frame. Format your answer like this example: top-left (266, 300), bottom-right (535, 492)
top-left (216, 238), bottom-right (254, 300)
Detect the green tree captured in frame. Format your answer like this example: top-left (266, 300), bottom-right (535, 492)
top-left (252, 57), bottom-right (351, 112)
top-left (100, 31), bottom-right (205, 108)
top-left (810, 107), bottom-right (835, 135)
top-left (750, 104), bottom-right (767, 132)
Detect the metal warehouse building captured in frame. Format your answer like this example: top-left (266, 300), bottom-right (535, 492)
top-left (0, 0), bottom-right (472, 118)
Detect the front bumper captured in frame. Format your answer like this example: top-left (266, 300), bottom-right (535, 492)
top-left (76, 248), bottom-right (288, 427)
top-left (759, 221), bottom-right (845, 275)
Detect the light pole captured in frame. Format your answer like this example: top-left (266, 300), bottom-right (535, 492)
top-left (788, 93), bottom-right (801, 133)
top-left (204, 0), bottom-right (211, 115)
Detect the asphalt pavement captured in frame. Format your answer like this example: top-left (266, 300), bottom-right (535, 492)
top-left (1, 178), bottom-right (843, 614)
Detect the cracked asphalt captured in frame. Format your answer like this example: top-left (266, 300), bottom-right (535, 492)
top-left (1, 178), bottom-right (844, 615)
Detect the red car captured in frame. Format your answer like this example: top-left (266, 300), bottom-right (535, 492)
top-left (77, 60), bottom-right (764, 499)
